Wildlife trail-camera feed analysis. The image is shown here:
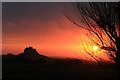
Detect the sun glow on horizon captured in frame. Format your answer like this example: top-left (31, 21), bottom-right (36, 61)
top-left (93, 46), bottom-right (98, 51)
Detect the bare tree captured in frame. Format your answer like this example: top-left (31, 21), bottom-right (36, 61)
top-left (65, 2), bottom-right (120, 66)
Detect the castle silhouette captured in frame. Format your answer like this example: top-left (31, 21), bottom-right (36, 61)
top-left (18, 46), bottom-right (49, 61)
top-left (3, 46), bottom-right (49, 63)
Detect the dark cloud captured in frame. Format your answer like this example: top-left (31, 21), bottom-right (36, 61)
top-left (2, 2), bottom-right (72, 35)
top-left (3, 2), bottom-right (64, 22)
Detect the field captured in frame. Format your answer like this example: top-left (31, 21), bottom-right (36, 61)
top-left (2, 56), bottom-right (118, 80)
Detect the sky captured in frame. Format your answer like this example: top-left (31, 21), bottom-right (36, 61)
top-left (2, 2), bottom-right (110, 60)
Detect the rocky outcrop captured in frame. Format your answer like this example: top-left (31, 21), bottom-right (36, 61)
top-left (18, 46), bottom-right (49, 61)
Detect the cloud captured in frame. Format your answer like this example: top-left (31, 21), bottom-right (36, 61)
top-left (3, 2), bottom-right (64, 22)
top-left (2, 2), bottom-right (70, 35)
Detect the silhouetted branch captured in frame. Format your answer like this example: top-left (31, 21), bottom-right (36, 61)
top-left (65, 2), bottom-right (120, 64)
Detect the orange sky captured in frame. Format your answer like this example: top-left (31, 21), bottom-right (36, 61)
top-left (2, 2), bottom-right (111, 61)
top-left (2, 16), bottom-right (87, 58)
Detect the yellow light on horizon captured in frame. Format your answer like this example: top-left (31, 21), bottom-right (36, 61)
top-left (93, 46), bottom-right (98, 51)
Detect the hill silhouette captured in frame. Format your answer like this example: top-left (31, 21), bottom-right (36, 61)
top-left (18, 46), bottom-right (49, 61)
top-left (3, 47), bottom-right (49, 61)
top-left (2, 47), bottom-right (118, 80)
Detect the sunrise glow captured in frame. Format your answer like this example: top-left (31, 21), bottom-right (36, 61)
top-left (93, 46), bottom-right (98, 51)
top-left (2, 2), bottom-right (110, 61)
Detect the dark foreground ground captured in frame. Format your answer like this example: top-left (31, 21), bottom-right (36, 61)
top-left (2, 57), bottom-right (119, 80)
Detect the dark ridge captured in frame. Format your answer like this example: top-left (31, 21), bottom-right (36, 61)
top-left (2, 47), bottom-right (117, 80)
